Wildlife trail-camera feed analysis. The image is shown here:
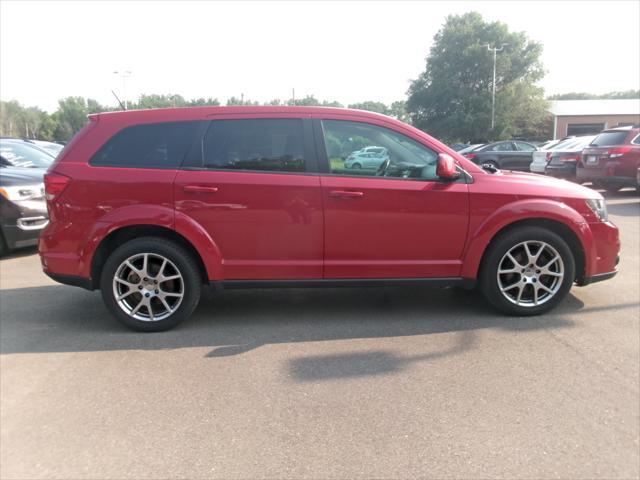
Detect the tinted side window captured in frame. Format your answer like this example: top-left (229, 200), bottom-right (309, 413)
top-left (490, 142), bottom-right (514, 152)
top-left (202, 119), bottom-right (305, 172)
top-left (91, 121), bottom-right (203, 169)
top-left (322, 120), bottom-right (439, 180)
top-left (515, 141), bottom-right (536, 152)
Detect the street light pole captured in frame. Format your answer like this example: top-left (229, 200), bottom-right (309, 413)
top-left (484, 44), bottom-right (507, 130)
top-left (113, 70), bottom-right (132, 109)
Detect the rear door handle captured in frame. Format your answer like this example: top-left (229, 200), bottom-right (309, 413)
top-left (183, 185), bottom-right (219, 194)
top-left (329, 190), bottom-right (364, 198)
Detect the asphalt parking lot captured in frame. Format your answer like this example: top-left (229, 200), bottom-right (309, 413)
top-left (1, 190), bottom-right (638, 479)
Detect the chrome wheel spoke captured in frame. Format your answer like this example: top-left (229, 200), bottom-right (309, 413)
top-left (506, 253), bottom-right (523, 268)
top-left (500, 280), bottom-right (522, 292)
top-left (130, 297), bottom-right (146, 316)
top-left (117, 289), bottom-right (136, 301)
top-left (115, 277), bottom-right (137, 289)
top-left (516, 285), bottom-right (525, 303)
top-left (158, 295), bottom-right (173, 313)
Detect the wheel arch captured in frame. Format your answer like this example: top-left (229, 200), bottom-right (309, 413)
top-left (90, 225), bottom-right (210, 289)
top-left (461, 200), bottom-right (592, 283)
top-left (476, 218), bottom-right (586, 283)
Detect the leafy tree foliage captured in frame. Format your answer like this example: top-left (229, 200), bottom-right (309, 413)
top-left (407, 12), bottom-right (549, 142)
top-left (548, 90), bottom-right (640, 100)
top-left (348, 101), bottom-right (390, 115)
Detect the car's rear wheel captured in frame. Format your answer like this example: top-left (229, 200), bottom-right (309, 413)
top-left (604, 184), bottom-right (622, 193)
top-left (100, 237), bottom-right (201, 331)
top-left (480, 227), bottom-right (575, 316)
top-left (351, 163), bottom-right (362, 169)
top-left (0, 232), bottom-right (8, 257)
top-left (482, 160), bottom-right (499, 170)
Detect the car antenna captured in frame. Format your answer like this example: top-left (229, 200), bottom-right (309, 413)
top-left (111, 90), bottom-right (126, 110)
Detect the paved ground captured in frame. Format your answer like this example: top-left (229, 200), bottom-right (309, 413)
top-left (1, 190), bottom-right (638, 479)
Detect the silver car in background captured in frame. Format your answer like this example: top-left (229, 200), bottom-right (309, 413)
top-left (530, 137), bottom-right (576, 173)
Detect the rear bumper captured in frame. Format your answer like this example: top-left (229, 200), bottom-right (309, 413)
top-left (529, 162), bottom-right (547, 174)
top-left (545, 163), bottom-right (576, 179)
top-left (44, 271), bottom-right (94, 290)
top-left (578, 269), bottom-right (618, 286)
top-left (577, 165), bottom-right (637, 186)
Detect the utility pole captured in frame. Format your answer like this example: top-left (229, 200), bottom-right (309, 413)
top-left (113, 70), bottom-right (132, 109)
top-left (484, 43), bottom-right (507, 130)
top-left (292, 88), bottom-right (295, 106)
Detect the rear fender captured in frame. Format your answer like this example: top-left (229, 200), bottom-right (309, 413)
top-left (80, 205), bottom-right (223, 280)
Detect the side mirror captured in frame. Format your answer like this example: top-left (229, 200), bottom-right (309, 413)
top-left (436, 153), bottom-right (460, 180)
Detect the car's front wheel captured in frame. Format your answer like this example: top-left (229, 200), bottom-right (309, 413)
top-left (100, 237), bottom-right (202, 331)
top-left (480, 227), bottom-right (575, 316)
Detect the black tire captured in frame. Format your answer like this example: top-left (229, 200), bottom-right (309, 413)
top-left (0, 232), bottom-right (8, 257)
top-left (482, 160), bottom-right (499, 169)
top-left (480, 226), bottom-right (575, 316)
top-left (604, 184), bottom-right (622, 193)
top-left (100, 237), bottom-right (202, 332)
top-left (352, 163), bottom-right (362, 169)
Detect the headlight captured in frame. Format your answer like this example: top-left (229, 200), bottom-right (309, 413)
top-left (0, 184), bottom-right (44, 201)
top-left (586, 198), bottom-right (608, 222)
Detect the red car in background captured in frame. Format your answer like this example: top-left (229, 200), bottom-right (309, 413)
top-left (577, 126), bottom-right (640, 192)
top-left (40, 106), bottom-right (620, 331)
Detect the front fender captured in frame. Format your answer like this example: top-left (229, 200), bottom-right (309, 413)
top-left (460, 199), bottom-right (594, 280)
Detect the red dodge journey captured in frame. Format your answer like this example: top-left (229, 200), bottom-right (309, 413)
top-left (39, 107), bottom-right (620, 331)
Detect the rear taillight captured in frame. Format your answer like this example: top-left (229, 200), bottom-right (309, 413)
top-left (608, 146), bottom-right (632, 158)
top-left (546, 152), bottom-right (553, 161)
top-left (559, 154), bottom-right (580, 162)
top-left (465, 153), bottom-right (477, 160)
top-left (44, 172), bottom-right (71, 201)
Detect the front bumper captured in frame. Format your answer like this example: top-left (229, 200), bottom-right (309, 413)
top-left (0, 199), bottom-right (48, 250)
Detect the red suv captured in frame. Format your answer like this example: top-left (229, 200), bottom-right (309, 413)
top-left (578, 126), bottom-right (640, 192)
top-left (40, 107), bottom-right (620, 331)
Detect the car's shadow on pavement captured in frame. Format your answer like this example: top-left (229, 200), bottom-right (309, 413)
top-left (0, 283), bottom-right (594, 358)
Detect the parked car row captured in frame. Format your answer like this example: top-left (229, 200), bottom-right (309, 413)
top-left (0, 138), bottom-right (58, 255)
top-left (456, 125), bottom-right (639, 193)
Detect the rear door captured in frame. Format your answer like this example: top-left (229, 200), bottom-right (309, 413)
top-left (174, 116), bottom-right (323, 280)
top-left (315, 117), bottom-right (470, 279)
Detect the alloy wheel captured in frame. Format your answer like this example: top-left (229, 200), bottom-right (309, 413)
top-left (497, 240), bottom-right (564, 307)
top-left (112, 253), bottom-right (184, 321)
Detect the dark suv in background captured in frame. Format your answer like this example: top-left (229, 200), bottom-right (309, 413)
top-left (578, 126), bottom-right (640, 192)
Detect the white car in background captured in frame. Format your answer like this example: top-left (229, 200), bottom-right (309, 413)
top-left (530, 137), bottom-right (576, 173)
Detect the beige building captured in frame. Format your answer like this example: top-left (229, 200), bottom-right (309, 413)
top-left (549, 99), bottom-right (639, 139)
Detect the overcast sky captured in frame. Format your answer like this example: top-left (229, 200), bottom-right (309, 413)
top-left (1, 1), bottom-right (638, 112)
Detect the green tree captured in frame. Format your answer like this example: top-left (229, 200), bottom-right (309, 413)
top-left (226, 96), bottom-right (259, 106)
top-left (389, 100), bottom-right (409, 122)
top-left (348, 101), bottom-right (390, 115)
top-left (548, 90), bottom-right (640, 100)
top-left (407, 12), bottom-right (548, 142)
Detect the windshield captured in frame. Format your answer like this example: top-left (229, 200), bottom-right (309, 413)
top-left (0, 141), bottom-right (54, 168)
top-left (31, 141), bottom-right (64, 157)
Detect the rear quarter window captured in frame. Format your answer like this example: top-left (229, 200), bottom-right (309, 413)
top-left (91, 121), bottom-right (204, 169)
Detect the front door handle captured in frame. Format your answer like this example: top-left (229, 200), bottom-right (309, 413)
top-left (329, 190), bottom-right (364, 198)
top-left (183, 185), bottom-right (219, 194)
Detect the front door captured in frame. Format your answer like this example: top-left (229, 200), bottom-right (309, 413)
top-left (174, 117), bottom-right (323, 280)
top-left (317, 118), bottom-right (470, 279)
